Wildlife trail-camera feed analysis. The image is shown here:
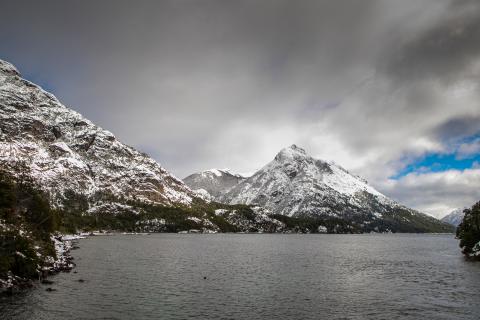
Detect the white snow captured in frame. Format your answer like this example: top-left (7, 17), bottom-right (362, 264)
top-left (187, 216), bottom-right (202, 223)
top-left (61, 234), bottom-right (86, 240)
top-left (214, 209), bottom-right (229, 216)
top-left (223, 144), bottom-right (399, 217)
top-left (206, 169), bottom-right (223, 177)
top-left (323, 163), bottom-right (385, 197)
top-left (193, 188), bottom-right (214, 202)
top-left (15, 251), bottom-right (26, 258)
top-left (0, 58), bottom-right (195, 210)
top-left (471, 241), bottom-right (480, 258)
top-left (317, 226), bottom-right (328, 233)
top-left (441, 207), bottom-right (466, 226)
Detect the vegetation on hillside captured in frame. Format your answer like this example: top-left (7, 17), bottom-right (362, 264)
top-left (0, 170), bottom-right (58, 282)
top-left (457, 201), bottom-right (480, 260)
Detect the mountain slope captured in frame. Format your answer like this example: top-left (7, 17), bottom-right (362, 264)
top-left (0, 59), bottom-right (194, 209)
top-left (220, 145), bottom-right (453, 233)
top-left (441, 208), bottom-right (466, 227)
top-left (183, 169), bottom-right (245, 200)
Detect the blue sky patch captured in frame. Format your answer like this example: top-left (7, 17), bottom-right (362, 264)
top-left (391, 134), bottom-right (480, 179)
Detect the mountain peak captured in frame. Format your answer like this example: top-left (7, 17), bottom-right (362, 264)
top-left (205, 168), bottom-right (225, 177)
top-left (275, 144), bottom-right (308, 162)
top-left (286, 144), bottom-right (306, 153)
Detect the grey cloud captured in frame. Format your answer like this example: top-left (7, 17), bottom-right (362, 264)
top-left (432, 115), bottom-right (480, 143)
top-left (456, 139), bottom-right (480, 160)
top-left (382, 0), bottom-right (480, 84)
top-left (380, 169), bottom-right (480, 218)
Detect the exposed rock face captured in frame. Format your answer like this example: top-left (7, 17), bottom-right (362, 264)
top-left (183, 169), bottom-right (245, 200)
top-left (222, 145), bottom-right (391, 216)
top-left (214, 145), bottom-right (452, 232)
top-left (441, 208), bottom-right (466, 227)
top-left (0, 59), bottom-right (195, 208)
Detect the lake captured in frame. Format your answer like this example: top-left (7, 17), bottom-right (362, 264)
top-left (1, 234), bottom-right (479, 319)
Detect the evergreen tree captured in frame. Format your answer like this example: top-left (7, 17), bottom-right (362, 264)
top-left (456, 201), bottom-right (480, 260)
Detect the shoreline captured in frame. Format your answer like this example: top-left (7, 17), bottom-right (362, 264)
top-left (0, 234), bottom-right (84, 295)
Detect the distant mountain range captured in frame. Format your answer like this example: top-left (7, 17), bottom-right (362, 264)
top-left (184, 145), bottom-right (453, 233)
top-left (441, 208), bottom-right (466, 227)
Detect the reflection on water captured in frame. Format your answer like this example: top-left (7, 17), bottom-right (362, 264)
top-left (1, 234), bottom-right (479, 320)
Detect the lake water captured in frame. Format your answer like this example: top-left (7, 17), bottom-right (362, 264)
top-left (1, 234), bottom-right (479, 319)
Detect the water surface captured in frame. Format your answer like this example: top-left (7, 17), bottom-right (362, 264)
top-left (1, 234), bottom-right (479, 319)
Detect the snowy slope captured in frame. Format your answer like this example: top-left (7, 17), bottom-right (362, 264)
top-left (441, 208), bottom-right (466, 227)
top-left (0, 59), bottom-right (194, 208)
top-left (183, 168), bottom-right (245, 199)
top-left (221, 145), bottom-right (392, 216)
top-left (216, 145), bottom-right (452, 232)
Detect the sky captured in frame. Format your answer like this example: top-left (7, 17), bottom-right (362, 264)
top-left (0, 0), bottom-right (479, 218)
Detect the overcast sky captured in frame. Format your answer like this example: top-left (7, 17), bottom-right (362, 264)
top-left (1, 0), bottom-right (479, 218)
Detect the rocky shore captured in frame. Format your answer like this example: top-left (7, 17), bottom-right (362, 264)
top-left (0, 234), bottom-right (84, 295)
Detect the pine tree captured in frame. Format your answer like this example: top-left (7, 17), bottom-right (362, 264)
top-left (456, 201), bottom-right (480, 260)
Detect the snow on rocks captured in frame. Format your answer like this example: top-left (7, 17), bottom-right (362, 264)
top-left (193, 188), bottom-right (214, 202)
top-left (470, 241), bottom-right (480, 258)
top-left (183, 169), bottom-right (246, 199)
top-left (87, 203), bottom-right (139, 216)
top-left (135, 218), bottom-right (167, 232)
top-left (0, 59), bottom-right (20, 76)
top-left (47, 234), bottom-right (76, 273)
top-left (0, 230), bottom-right (86, 294)
top-left (0, 58), bottom-right (196, 212)
top-left (441, 208), bottom-right (466, 227)
top-left (214, 206), bottom-right (285, 233)
top-left (317, 225), bottom-right (328, 233)
top-left (221, 144), bottom-right (407, 219)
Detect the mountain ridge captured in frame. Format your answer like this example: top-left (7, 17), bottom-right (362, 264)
top-left (183, 168), bottom-right (246, 200)
top-left (187, 144), bottom-right (453, 233)
top-left (0, 59), bottom-right (195, 210)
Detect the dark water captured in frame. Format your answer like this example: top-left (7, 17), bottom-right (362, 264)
top-left (1, 234), bottom-right (479, 320)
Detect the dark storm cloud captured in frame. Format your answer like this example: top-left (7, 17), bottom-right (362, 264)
top-left (382, 0), bottom-right (480, 84)
top-left (1, 0), bottom-right (479, 216)
top-left (432, 115), bottom-right (480, 142)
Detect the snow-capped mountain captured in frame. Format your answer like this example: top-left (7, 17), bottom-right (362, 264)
top-left (441, 208), bottom-right (466, 227)
top-left (0, 59), bottom-right (194, 208)
top-left (222, 145), bottom-right (390, 216)
top-left (183, 168), bottom-right (245, 200)
top-left (217, 145), bottom-right (452, 232)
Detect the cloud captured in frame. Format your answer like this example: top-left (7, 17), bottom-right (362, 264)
top-left (0, 0), bottom-right (479, 215)
top-left (382, 1), bottom-right (480, 85)
top-left (432, 115), bottom-right (480, 143)
top-left (380, 168), bottom-right (480, 218)
top-left (456, 138), bottom-right (480, 160)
